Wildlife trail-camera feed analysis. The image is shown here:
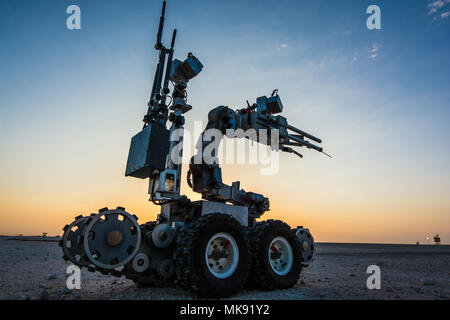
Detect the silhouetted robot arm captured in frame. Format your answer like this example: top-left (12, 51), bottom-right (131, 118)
top-left (188, 91), bottom-right (327, 219)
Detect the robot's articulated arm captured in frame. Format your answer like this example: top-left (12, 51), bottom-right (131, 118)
top-left (188, 92), bottom-right (326, 219)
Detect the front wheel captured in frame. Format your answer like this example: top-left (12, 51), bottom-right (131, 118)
top-left (248, 220), bottom-right (302, 289)
top-left (175, 214), bottom-right (250, 298)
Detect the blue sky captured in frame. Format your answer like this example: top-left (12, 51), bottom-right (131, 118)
top-left (0, 0), bottom-right (449, 242)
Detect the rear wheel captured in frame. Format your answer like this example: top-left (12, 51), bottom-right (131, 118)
top-left (248, 220), bottom-right (302, 289)
top-left (175, 213), bottom-right (250, 298)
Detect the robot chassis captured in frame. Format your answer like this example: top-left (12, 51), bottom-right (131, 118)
top-left (60, 1), bottom-right (325, 298)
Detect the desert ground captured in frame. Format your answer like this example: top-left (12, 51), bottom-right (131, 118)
top-left (0, 237), bottom-right (448, 300)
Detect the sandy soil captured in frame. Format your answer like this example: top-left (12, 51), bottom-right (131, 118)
top-left (0, 238), bottom-right (448, 300)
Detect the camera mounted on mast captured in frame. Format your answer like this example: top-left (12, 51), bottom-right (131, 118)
top-left (145, 0), bottom-right (203, 125)
top-left (126, 0), bottom-right (203, 181)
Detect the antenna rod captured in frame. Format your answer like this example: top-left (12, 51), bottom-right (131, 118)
top-left (161, 29), bottom-right (177, 105)
top-left (155, 0), bottom-right (166, 50)
top-left (146, 0), bottom-right (168, 120)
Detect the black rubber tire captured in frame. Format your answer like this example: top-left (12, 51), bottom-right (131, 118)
top-left (248, 220), bottom-right (302, 290)
top-left (175, 213), bottom-right (250, 298)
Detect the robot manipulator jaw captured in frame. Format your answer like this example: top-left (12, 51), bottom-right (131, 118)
top-left (249, 92), bottom-right (327, 158)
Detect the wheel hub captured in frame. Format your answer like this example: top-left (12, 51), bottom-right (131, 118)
top-left (106, 230), bottom-right (123, 247)
top-left (268, 236), bottom-right (293, 276)
top-left (131, 252), bottom-right (150, 273)
top-left (205, 232), bottom-right (239, 279)
top-left (209, 247), bottom-right (228, 261)
top-left (302, 240), bottom-right (309, 252)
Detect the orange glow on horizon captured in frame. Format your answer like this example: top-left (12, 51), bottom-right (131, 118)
top-left (1, 160), bottom-right (448, 245)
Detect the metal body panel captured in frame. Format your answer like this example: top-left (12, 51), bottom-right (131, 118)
top-left (201, 200), bottom-right (248, 227)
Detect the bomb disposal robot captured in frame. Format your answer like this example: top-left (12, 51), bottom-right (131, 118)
top-left (60, 1), bottom-right (327, 298)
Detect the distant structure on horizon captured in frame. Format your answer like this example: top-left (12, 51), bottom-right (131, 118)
top-left (434, 234), bottom-right (441, 245)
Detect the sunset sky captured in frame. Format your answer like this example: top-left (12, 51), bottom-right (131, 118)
top-left (0, 0), bottom-right (449, 244)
